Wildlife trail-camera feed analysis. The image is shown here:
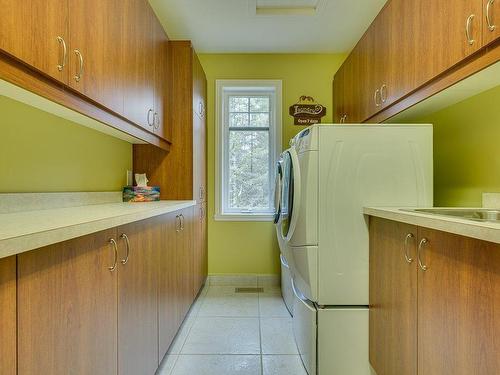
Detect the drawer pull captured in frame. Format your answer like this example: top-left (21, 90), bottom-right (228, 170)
top-left (374, 89), bottom-right (381, 107)
top-left (466, 14), bottom-right (476, 45)
top-left (120, 233), bottom-right (130, 265)
top-left (417, 238), bottom-right (429, 271)
top-left (108, 238), bottom-right (118, 272)
top-left (56, 36), bottom-right (67, 72)
top-left (380, 84), bottom-right (388, 103)
top-left (74, 49), bottom-right (84, 82)
top-left (404, 233), bottom-right (415, 263)
top-left (487, 0), bottom-right (496, 31)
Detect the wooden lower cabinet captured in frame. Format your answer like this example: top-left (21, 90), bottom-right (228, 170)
top-left (369, 218), bottom-right (417, 375)
top-left (175, 207), bottom-right (195, 323)
top-left (0, 256), bottom-right (16, 375)
top-left (417, 227), bottom-right (500, 375)
top-left (193, 202), bottom-right (208, 297)
top-left (17, 229), bottom-right (119, 375)
top-left (116, 220), bottom-right (159, 375)
top-left (369, 217), bottom-right (500, 375)
top-left (15, 208), bottom-right (200, 374)
top-left (158, 212), bottom-right (180, 359)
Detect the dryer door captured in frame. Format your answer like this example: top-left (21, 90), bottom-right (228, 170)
top-left (273, 158), bottom-right (284, 224)
top-left (280, 147), bottom-right (301, 243)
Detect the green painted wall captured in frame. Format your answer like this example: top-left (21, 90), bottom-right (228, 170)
top-left (198, 53), bottom-right (345, 275)
top-left (0, 96), bottom-right (132, 192)
top-left (415, 84), bottom-right (500, 207)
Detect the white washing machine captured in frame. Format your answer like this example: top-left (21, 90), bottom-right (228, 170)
top-left (278, 124), bottom-right (433, 375)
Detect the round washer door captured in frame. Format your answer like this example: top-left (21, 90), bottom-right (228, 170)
top-left (280, 147), bottom-right (301, 242)
top-left (273, 158), bottom-right (284, 224)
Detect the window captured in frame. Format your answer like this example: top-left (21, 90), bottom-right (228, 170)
top-left (215, 80), bottom-right (282, 221)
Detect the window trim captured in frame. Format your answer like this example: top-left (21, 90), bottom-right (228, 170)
top-left (215, 80), bottom-right (282, 222)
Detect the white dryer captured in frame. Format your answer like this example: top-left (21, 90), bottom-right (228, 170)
top-left (279, 124), bottom-right (433, 375)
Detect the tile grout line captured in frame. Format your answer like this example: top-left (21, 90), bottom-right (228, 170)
top-left (258, 287), bottom-right (264, 375)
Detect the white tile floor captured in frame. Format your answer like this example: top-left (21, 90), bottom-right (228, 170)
top-left (156, 284), bottom-right (307, 375)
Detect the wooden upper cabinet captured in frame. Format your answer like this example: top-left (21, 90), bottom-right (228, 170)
top-left (193, 52), bottom-right (206, 120)
top-left (122, 0), bottom-right (155, 130)
top-left (153, 18), bottom-right (170, 142)
top-left (483, 0), bottom-right (500, 45)
top-left (116, 219), bottom-right (158, 375)
top-left (0, 256), bottom-right (16, 375)
top-left (0, 0), bottom-right (69, 84)
top-left (332, 66), bottom-right (345, 123)
top-left (417, 227), bottom-right (500, 375)
top-left (413, 0), bottom-right (484, 88)
top-left (67, 0), bottom-right (124, 115)
top-left (17, 229), bottom-right (118, 375)
top-left (369, 218), bottom-right (418, 375)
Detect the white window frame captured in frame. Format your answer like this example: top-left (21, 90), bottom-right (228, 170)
top-left (215, 80), bottom-right (282, 222)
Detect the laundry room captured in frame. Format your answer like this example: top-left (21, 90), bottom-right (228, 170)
top-left (0, 1), bottom-right (499, 375)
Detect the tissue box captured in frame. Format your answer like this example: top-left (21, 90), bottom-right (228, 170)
top-left (123, 186), bottom-right (160, 202)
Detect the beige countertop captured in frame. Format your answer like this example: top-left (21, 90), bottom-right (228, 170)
top-left (364, 207), bottom-right (500, 244)
top-left (0, 200), bottom-right (196, 259)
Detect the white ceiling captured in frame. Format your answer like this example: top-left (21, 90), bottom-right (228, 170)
top-left (149, 0), bottom-right (387, 53)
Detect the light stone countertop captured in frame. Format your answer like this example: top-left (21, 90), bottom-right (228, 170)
top-left (0, 200), bottom-right (196, 259)
top-left (364, 207), bottom-right (500, 244)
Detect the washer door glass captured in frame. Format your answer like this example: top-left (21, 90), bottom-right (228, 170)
top-left (281, 151), bottom-right (294, 238)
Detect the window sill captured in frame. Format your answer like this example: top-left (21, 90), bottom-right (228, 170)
top-left (214, 213), bottom-right (274, 222)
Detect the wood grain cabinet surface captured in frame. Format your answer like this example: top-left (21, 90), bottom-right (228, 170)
top-left (0, 256), bottom-right (16, 375)
top-left (116, 219), bottom-right (159, 375)
top-left (0, 0), bottom-right (69, 84)
top-left (0, 0), bottom-right (171, 148)
top-left (369, 217), bottom-right (500, 375)
top-left (17, 229), bottom-right (119, 375)
top-left (333, 0), bottom-right (500, 124)
top-left (15, 211), bottom-right (199, 375)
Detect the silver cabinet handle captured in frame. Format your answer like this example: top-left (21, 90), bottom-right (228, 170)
top-left (404, 233), bottom-right (415, 263)
top-left (340, 114), bottom-right (347, 123)
top-left (153, 112), bottom-right (160, 130)
top-left (466, 14), bottom-right (476, 45)
top-left (73, 49), bottom-right (84, 82)
top-left (417, 238), bottom-right (428, 271)
top-left (120, 233), bottom-right (130, 265)
top-left (200, 206), bottom-right (205, 221)
top-left (108, 238), bottom-right (118, 271)
top-left (175, 215), bottom-right (181, 232)
top-left (180, 214), bottom-right (185, 231)
top-left (380, 84), bottom-right (388, 103)
top-left (487, 0), bottom-right (496, 31)
top-left (374, 89), bottom-right (381, 107)
top-left (147, 109), bottom-right (154, 127)
top-left (56, 36), bottom-right (67, 72)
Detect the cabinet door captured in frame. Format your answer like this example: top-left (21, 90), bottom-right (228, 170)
top-left (193, 203), bottom-right (208, 296)
top-left (153, 17), bottom-right (170, 141)
top-left (417, 228), bottom-right (500, 375)
top-left (414, 0), bottom-right (484, 88)
top-left (17, 229), bottom-right (118, 375)
top-left (332, 66), bottom-right (345, 123)
top-left (483, 0), bottom-right (500, 45)
top-left (122, 0), bottom-right (155, 130)
top-left (68, 0), bottom-right (124, 115)
top-left (0, 256), bottom-right (16, 375)
top-left (193, 111), bottom-right (207, 203)
top-left (369, 218), bottom-right (418, 375)
top-left (158, 213), bottom-right (179, 359)
top-left (0, 0), bottom-right (69, 84)
top-left (176, 208), bottom-right (195, 322)
top-left (117, 219), bottom-right (158, 375)
top-left (376, 0), bottom-right (418, 109)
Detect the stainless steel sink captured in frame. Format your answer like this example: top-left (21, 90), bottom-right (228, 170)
top-left (402, 208), bottom-right (500, 223)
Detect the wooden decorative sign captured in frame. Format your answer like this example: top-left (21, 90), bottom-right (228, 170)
top-left (289, 96), bottom-right (326, 125)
